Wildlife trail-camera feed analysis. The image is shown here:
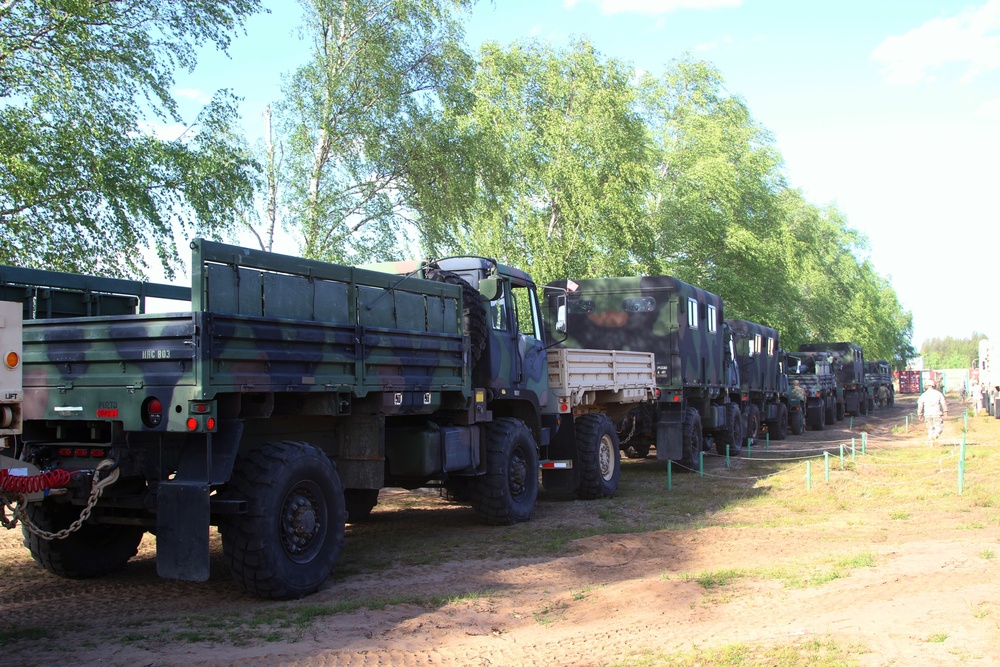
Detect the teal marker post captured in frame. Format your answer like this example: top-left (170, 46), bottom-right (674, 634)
top-left (824, 451), bottom-right (830, 482)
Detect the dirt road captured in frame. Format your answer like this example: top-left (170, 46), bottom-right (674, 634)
top-left (1, 395), bottom-right (998, 667)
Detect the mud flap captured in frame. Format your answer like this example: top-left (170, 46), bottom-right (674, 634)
top-left (655, 409), bottom-right (683, 461)
top-left (156, 481), bottom-right (210, 582)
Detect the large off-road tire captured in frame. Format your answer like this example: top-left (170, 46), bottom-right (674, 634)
top-left (744, 403), bottom-right (761, 447)
top-left (344, 488), bottom-right (379, 523)
top-left (716, 403), bottom-right (744, 455)
top-left (680, 408), bottom-right (704, 471)
top-left (790, 408), bottom-right (805, 435)
top-left (21, 501), bottom-right (144, 579)
top-left (575, 413), bottom-right (620, 500)
top-left (425, 267), bottom-right (488, 366)
top-left (827, 398), bottom-right (838, 424)
top-left (624, 442), bottom-right (651, 459)
top-left (770, 403), bottom-right (789, 440)
top-left (888, 389), bottom-right (895, 406)
top-left (807, 401), bottom-right (825, 430)
top-left (221, 441), bottom-right (346, 600)
top-left (470, 418), bottom-right (539, 525)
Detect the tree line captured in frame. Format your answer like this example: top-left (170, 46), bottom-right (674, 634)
top-left (0, 0), bottom-right (914, 365)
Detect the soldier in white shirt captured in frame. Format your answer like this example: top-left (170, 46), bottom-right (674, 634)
top-left (917, 378), bottom-right (948, 445)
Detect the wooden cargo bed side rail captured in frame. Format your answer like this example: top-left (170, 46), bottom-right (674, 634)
top-left (547, 348), bottom-right (657, 408)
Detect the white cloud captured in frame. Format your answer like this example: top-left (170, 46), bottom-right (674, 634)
top-left (136, 121), bottom-right (190, 142)
top-left (563, 0), bottom-right (741, 16)
top-left (175, 87), bottom-right (212, 104)
top-left (974, 97), bottom-right (1000, 121)
top-left (694, 35), bottom-right (734, 52)
top-left (871, 0), bottom-right (1000, 85)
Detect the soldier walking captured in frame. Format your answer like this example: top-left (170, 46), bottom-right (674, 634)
top-left (917, 378), bottom-right (948, 446)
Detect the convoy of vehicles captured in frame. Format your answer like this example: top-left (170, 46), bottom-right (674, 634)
top-left (0, 241), bottom-right (892, 598)
top-left (0, 241), bottom-right (656, 599)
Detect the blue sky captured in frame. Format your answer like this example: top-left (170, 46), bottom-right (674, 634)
top-left (174, 0), bottom-right (1000, 348)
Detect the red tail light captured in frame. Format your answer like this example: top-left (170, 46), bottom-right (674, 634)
top-left (142, 397), bottom-right (163, 428)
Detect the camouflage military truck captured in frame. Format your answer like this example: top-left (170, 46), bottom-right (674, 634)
top-left (787, 351), bottom-right (838, 430)
top-left (799, 342), bottom-right (869, 418)
top-left (865, 360), bottom-right (894, 408)
top-left (727, 319), bottom-right (791, 441)
top-left (0, 240), bottom-right (656, 599)
top-left (780, 349), bottom-right (806, 435)
top-left (544, 276), bottom-right (744, 470)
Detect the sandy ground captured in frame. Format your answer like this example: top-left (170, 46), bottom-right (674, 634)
top-left (1, 394), bottom-right (998, 667)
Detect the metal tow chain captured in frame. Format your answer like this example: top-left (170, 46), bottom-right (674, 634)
top-left (3, 460), bottom-right (120, 540)
top-left (618, 414), bottom-right (638, 445)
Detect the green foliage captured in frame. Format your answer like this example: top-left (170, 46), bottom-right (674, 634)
top-left (427, 38), bottom-right (651, 288)
top-left (920, 333), bottom-right (985, 369)
top-left (0, 0), bottom-right (262, 278)
top-left (276, 0), bottom-right (476, 264)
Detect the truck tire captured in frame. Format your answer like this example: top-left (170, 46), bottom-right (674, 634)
top-left (22, 500), bottom-right (144, 578)
top-left (470, 418), bottom-right (538, 525)
top-left (221, 441), bottom-right (346, 600)
top-left (425, 267), bottom-right (488, 366)
top-left (344, 488), bottom-right (379, 523)
top-left (770, 403), bottom-right (789, 440)
top-left (790, 408), bottom-right (805, 435)
top-left (827, 399), bottom-right (838, 424)
top-left (680, 408), bottom-right (703, 470)
top-left (716, 403), bottom-right (744, 456)
top-left (575, 413), bottom-right (621, 499)
top-left (836, 400), bottom-right (845, 421)
top-left (744, 404), bottom-right (761, 446)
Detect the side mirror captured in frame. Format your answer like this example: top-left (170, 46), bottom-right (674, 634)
top-left (555, 296), bottom-right (567, 334)
top-left (479, 278), bottom-right (500, 301)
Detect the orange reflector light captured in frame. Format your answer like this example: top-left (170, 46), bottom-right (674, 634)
top-left (4, 351), bottom-right (18, 369)
top-left (186, 417), bottom-right (198, 431)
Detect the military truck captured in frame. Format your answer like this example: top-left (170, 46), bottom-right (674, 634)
top-left (799, 342), bottom-right (869, 418)
top-left (787, 351), bottom-right (837, 430)
top-left (544, 276), bottom-right (744, 470)
top-left (781, 349), bottom-right (806, 435)
top-left (727, 319), bottom-right (790, 441)
top-left (865, 360), bottom-right (894, 408)
top-left (0, 300), bottom-right (23, 494)
top-left (0, 240), bottom-right (656, 599)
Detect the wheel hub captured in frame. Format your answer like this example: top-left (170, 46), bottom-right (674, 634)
top-left (282, 489), bottom-right (321, 556)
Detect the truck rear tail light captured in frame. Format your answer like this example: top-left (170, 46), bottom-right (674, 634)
top-left (142, 397), bottom-right (163, 428)
top-left (186, 417), bottom-right (198, 431)
top-left (558, 398), bottom-right (570, 413)
top-left (191, 402), bottom-right (209, 413)
top-left (74, 448), bottom-right (88, 457)
top-left (206, 417), bottom-right (216, 431)
top-left (4, 351), bottom-right (18, 369)
top-left (58, 448), bottom-right (73, 457)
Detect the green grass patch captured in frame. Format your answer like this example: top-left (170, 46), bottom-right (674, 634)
top-left (680, 550), bottom-right (877, 592)
top-left (611, 637), bottom-right (867, 666)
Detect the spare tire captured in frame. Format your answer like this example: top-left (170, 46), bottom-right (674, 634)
top-left (425, 267), bottom-right (489, 366)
